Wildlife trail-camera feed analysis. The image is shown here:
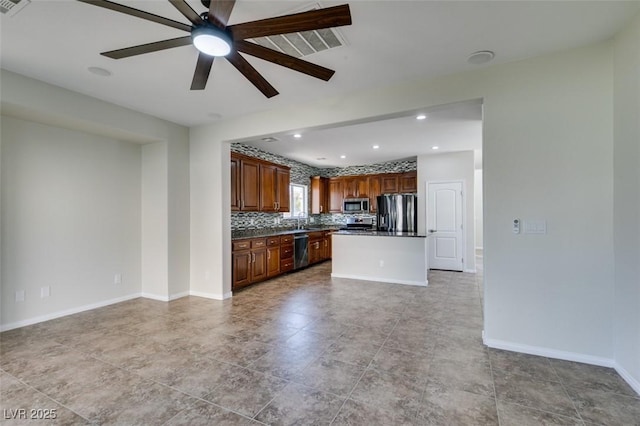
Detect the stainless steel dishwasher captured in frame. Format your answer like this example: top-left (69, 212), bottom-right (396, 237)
top-left (294, 234), bottom-right (309, 269)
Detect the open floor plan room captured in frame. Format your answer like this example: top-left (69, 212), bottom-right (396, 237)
top-left (2, 262), bottom-right (638, 425)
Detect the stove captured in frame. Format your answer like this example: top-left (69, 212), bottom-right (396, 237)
top-left (340, 217), bottom-right (374, 232)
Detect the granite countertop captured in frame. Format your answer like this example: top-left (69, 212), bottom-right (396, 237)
top-left (232, 226), bottom-right (341, 240)
top-left (333, 230), bottom-right (427, 238)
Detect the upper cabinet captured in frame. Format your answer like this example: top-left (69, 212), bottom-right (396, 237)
top-left (343, 176), bottom-right (369, 198)
top-left (399, 171), bottom-right (417, 193)
top-left (314, 170), bottom-right (416, 214)
top-left (231, 152), bottom-right (291, 212)
top-left (310, 176), bottom-right (329, 214)
top-left (276, 168), bottom-right (290, 212)
top-left (328, 178), bottom-right (344, 213)
top-left (380, 174), bottom-right (399, 193)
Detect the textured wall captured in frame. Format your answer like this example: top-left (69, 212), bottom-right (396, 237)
top-left (230, 143), bottom-right (416, 230)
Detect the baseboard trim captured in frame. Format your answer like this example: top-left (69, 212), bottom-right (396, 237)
top-left (189, 290), bottom-right (232, 300)
top-left (613, 362), bottom-right (640, 396)
top-left (169, 291), bottom-right (190, 301)
top-left (140, 292), bottom-right (169, 302)
top-left (483, 337), bottom-right (614, 367)
top-left (0, 293), bottom-right (141, 332)
top-left (331, 273), bottom-right (427, 287)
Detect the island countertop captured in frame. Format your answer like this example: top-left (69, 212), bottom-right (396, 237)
top-left (333, 230), bottom-right (427, 238)
top-left (232, 226), bottom-right (340, 241)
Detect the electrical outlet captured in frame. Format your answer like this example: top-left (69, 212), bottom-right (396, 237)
top-left (114, 273), bottom-right (122, 284)
top-left (41, 286), bottom-right (51, 298)
top-left (15, 290), bottom-right (25, 302)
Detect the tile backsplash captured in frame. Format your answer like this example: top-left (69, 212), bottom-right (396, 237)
top-left (230, 143), bottom-right (413, 231)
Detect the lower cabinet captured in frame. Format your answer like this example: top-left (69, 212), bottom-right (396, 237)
top-left (266, 236), bottom-right (281, 278)
top-left (280, 235), bottom-right (294, 273)
top-left (232, 230), bottom-right (332, 290)
top-left (232, 238), bottom-right (267, 290)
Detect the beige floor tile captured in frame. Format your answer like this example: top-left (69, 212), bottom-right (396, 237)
top-left (0, 257), bottom-right (636, 424)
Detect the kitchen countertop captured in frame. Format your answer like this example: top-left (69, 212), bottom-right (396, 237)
top-left (333, 230), bottom-right (427, 238)
top-left (231, 226), bottom-right (341, 240)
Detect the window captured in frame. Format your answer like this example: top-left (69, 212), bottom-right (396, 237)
top-left (284, 184), bottom-right (308, 218)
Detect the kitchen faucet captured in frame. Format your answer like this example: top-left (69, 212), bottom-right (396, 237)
top-left (296, 216), bottom-right (306, 230)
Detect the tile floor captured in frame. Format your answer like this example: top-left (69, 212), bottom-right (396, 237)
top-left (1, 261), bottom-right (639, 425)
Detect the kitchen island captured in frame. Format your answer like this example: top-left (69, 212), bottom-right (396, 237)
top-left (331, 231), bottom-right (428, 286)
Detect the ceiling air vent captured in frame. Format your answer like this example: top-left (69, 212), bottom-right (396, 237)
top-left (1, 0), bottom-right (29, 17)
top-left (247, 4), bottom-right (346, 58)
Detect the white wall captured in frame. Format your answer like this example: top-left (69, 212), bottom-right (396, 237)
top-left (141, 142), bottom-right (169, 300)
top-left (1, 116), bottom-right (141, 328)
top-left (191, 40), bottom-right (619, 369)
top-left (474, 169), bottom-right (483, 250)
top-left (0, 70), bottom-right (190, 328)
top-left (613, 13), bottom-right (640, 391)
top-left (417, 151), bottom-right (476, 272)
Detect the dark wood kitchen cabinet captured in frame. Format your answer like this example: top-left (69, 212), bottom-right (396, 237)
top-left (276, 167), bottom-right (290, 212)
top-left (232, 238), bottom-right (267, 290)
top-left (231, 155), bottom-right (241, 211)
top-left (280, 234), bottom-right (295, 273)
top-left (259, 163), bottom-right (278, 212)
top-left (231, 152), bottom-right (290, 212)
top-left (239, 157), bottom-right (260, 211)
top-left (380, 174), bottom-right (399, 193)
top-left (368, 175), bottom-right (381, 213)
top-left (266, 236), bottom-right (281, 278)
top-left (343, 176), bottom-right (369, 198)
top-left (399, 171), bottom-right (417, 192)
top-left (328, 178), bottom-right (344, 213)
top-left (311, 176), bottom-right (329, 214)
top-left (308, 231), bottom-right (325, 265)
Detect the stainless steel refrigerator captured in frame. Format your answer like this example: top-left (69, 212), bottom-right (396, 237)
top-left (376, 194), bottom-right (418, 232)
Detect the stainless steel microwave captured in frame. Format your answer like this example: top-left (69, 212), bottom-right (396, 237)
top-left (343, 198), bottom-right (370, 213)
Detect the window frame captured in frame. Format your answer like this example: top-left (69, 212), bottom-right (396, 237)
top-left (284, 183), bottom-right (308, 219)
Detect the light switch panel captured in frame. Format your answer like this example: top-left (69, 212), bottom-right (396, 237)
top-left (513, 218), bottom-right (520, 234)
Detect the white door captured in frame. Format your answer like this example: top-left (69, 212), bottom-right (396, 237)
top-left (427, 181), bottom-right (464, 271)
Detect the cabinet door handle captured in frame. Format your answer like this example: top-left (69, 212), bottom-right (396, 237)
top-left (251, 252), bottom-right (255, 263)
top-left (276, 202), bottom-right (279, 210)
top-left (241, 199), bottom-right (245, 209)
top-left (320, 205), bottom-right (323, 212)
top-left (267, 250), bottom-right (270, 260)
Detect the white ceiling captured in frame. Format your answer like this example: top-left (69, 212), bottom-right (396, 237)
top-left (237, 99), bottom-right (483, 167)
top-left (1, 1), bottom-right (638, 166)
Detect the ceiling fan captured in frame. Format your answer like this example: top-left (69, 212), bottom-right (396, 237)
top-left (77, 0), bottom-right (352, 98)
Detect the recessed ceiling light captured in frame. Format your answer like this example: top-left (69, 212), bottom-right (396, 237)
top-left (416, 114), bottom-right (427, 120)
top-left (372, 145), bottom-right (380, 150)
top-left (340, 155), bottom-right (346, 159)
top-left (467, 50), bottom-right (495, 65)
top-left (261, 137), bottom-right (279, 143)
top-left (316, 157), bottom-right (326, 160)
top-left (293, 133), bottom-right (302, 139)
top-left (88, 66), bottom-right (112, 77)
top-left (432, 146), bottom-right (439, 150)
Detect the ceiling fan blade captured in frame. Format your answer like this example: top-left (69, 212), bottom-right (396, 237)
top-left (169, 0), bottom-right (203, 26)
top-left (191, 53), bottom-right (215, 90)
top-left (208, 0), bottom-right (236, 28)
top-left (101, 36), bottom-right (193, 59)
top-left (235, 41), bottom-right (334, 81)
top-left (228, 4), bottom-right (351, 40)
top-left (77, 0), bottom-right (191, 32)
top-left (226, 51), bottom-right (278, 98)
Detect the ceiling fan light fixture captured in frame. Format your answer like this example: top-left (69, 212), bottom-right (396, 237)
top-left (192, 25), bottom-right (232, 57)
